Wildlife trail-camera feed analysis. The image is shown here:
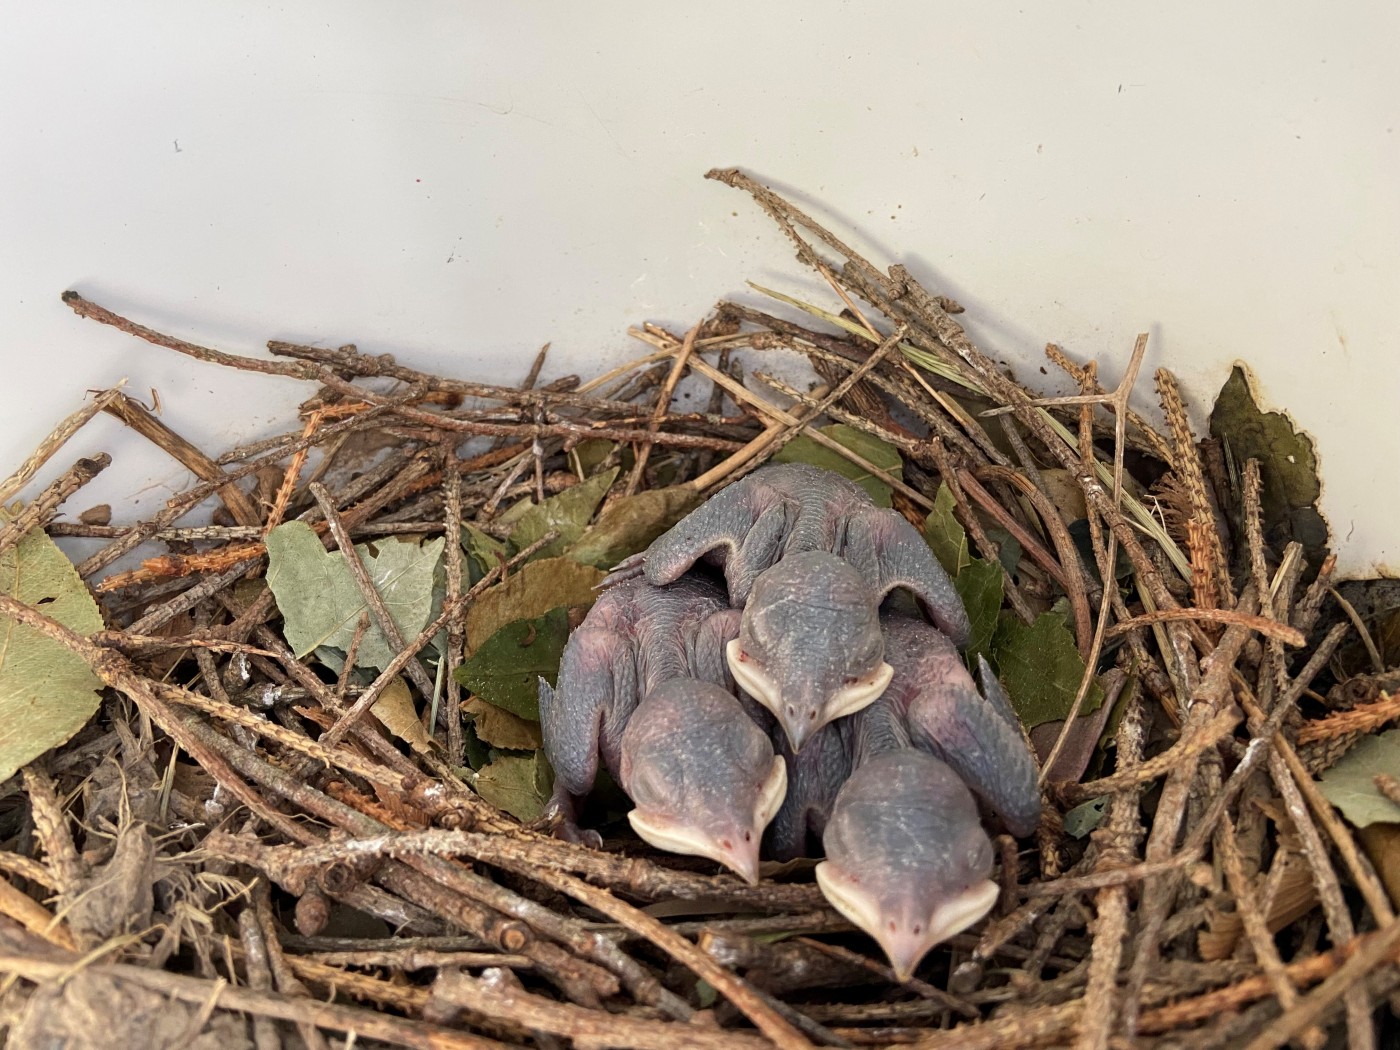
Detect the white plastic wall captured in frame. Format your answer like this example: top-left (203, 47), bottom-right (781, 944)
top-left (2, 3), bottom-right (1396, 574)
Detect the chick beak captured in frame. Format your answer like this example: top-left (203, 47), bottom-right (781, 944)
top-left (712, 757), bottom-right (788, 886)
top-left (628, 810), bottom-right (764, 885)
top-left (881, 880), bottom-right (1000, 982)
top-left (817, 862), bottom-right (1001, 983)
top-left (924, 879), bottom-right (1001, 948)
top-left (726, 639), bottom-right (781, 710)
top-left (781, 710), bottom-right (817, 753)
top-left (826, 661), bottom-right (895, 722)
top-left (717, 835), bottom-right (763, 886)
top-left (726, 639), bottom-right (812, 752)
top-left (881, 929), bottom-right (939, 984)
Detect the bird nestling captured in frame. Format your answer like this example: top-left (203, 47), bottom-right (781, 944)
top-left (538, 574), bottom-right (746, 846)
top-left (619, 678), bottom-right (787, 885)
top-left (727, 550), bottom-right (893, 753)
top-left (818, 748), bottom-right (997, 982)
top-left (607, 462), bottom-right (971, 645)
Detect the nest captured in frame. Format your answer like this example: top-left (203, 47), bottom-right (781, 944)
top-left (0, 168), bottom-right (1395, 1049)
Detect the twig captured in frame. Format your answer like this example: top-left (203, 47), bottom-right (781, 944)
top-left (1074, 692), bottom-right (1145, 1050)
top-left (1105, 608), bottom-right (1305, 646)
top-left (0, 385), bottom-right (124, 506)
top-left (634, 326), bottom-right (931, 508)
top-left (1330, 588), bottom-right (1384, 674)
top-left (308, 481), bottom-right (441, 701)
top-left (625, 322), bottom-right (699, 496)
top-left (1240, 917), bottom-right (1400, 1050)
top-left (422, 839), bottom-right (814, 1049)
top-left (0, 454), bottom-right (110, 557)
top-left (102, 392), bottom-right (263, 527)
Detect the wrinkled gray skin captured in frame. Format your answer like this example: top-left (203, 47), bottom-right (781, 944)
top-left (728, 550), bottom-right (893, 753)
top-left (818, 749), bottom-right (997, 981)
top-left (802, 613), bottom-right (1040, 973)
top-left (608, 462), bottom-right (971, 646)
top-left (880, 614), bottom-right (1042, 838)
top-left (619, 679), bottom-right (786, 884)
top-left (765, 717), bottom-right (853, 862)
top-left (538, 574), bottom-right (747, 845)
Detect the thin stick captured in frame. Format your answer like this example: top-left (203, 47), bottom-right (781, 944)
top-left (103, 392), bottom-right (263, 526)
top-left (263, 407), bottom-right (323, 533)
top-left (0, 385), bottom-right (124, 506)
top-left (308, 481), bottom-right (440, 701)
top-left (625, 322), bottom-right (699, 496)
top-left (1240, 917), bottom-right (1400, 1050)
top-left (441, 441), bottom-right (466, 765)
top-left (641, 330), bottom-right (932, 508)
top-left (1039, 339), bottom-right (1143, 786)
top-left (1106, 608), bottom-right (1305, 646)
top-left (420, 841), bottom-right (813, 1049)
top-left (0, 454), bottom-right (110, 557)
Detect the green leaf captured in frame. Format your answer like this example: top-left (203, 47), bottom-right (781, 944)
top-left (266, 522), bottom-right (445, 671)
top-left (0, 514), bottom-right (105, 782)
top-left (455, 608), bottom-right (570, 720)
top-left (773, 424), bottom-right (902, 506)
top-left (508, 467), bottom-right (620, 560)
top-left (955, 558), bottom-right (1004, 667)
top-left (991, 611), bottom-right (1103, 728)
top-left (694, 980), bottom-right (718, 1009)
top-left (985, 528), bottom-right (1023, 578)
top-left (570, 439), bottom-right (622, 476)
top-left (1208, 365), bottom-right (1328, 559)
top-left (464, 557), bottom-right (605, 654)
top-left (1064, 797), bottom-right (1109, 839)
top-left (460, 523), bottom-right (507, 580)
top-left (923, 483), bottom-right (969, 577)
top-left (567, 485), bottom-right (701, 569)
top-left (1318, 729), bottom-right (1400, 828)
top-left (473, 749), bottom-right (553, 822)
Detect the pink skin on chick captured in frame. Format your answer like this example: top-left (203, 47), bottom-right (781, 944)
top-left (619, 678), bottom-right (786, 884)
top-left (817, 749), bottom-right (997, 982)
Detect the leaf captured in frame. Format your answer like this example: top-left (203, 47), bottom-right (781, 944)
top-left (460, 523), bottom-right (507, 579)
top-left (570, 439), bottom-right (620, 475)
top-left (371, 676), bottom-right (433, 754)
top-left (508, 467), bottom-right (620, 559)
top-left (1318, 729), bottom-right (1400, 828)
top-left (955, 558), bottom-right (1004, 667)
top-left (1038, 468), bottom-right (1088, 523)
top-left (1358, 824), bottom-right (1400, 912)
top-left (265, 522), bottom-right (445, 671)
top-left (985, 528), bottom-right (1023, 578)
top-left (567, 485), bottom-right (701, 569)
top-left (0, 516), bottom-right (106, 782)
top-left (462, 696), bottom-right (543, 750)
top-left (464, 557), bottom-right (604, 653)
top-left (991, 611), bottom-right (1103, 728)
top-left (1029, 694), bottom-right (1119, 783)
top-left (773, 424), bottom-right (902, 506)
top-left (923, 483), bottom-right (969, 577)
top-left (1208, 365), bottom-right (1328, 558)
top-left (455, 609), bottom-right (570, 720)
top-left (473, 750), bottom-right (553, 822)
top-left (1063, 796), bottom-right (1109, 839)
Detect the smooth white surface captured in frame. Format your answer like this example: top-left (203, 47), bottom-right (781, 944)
top-left (2, 3), bottom-right (1396, 572)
